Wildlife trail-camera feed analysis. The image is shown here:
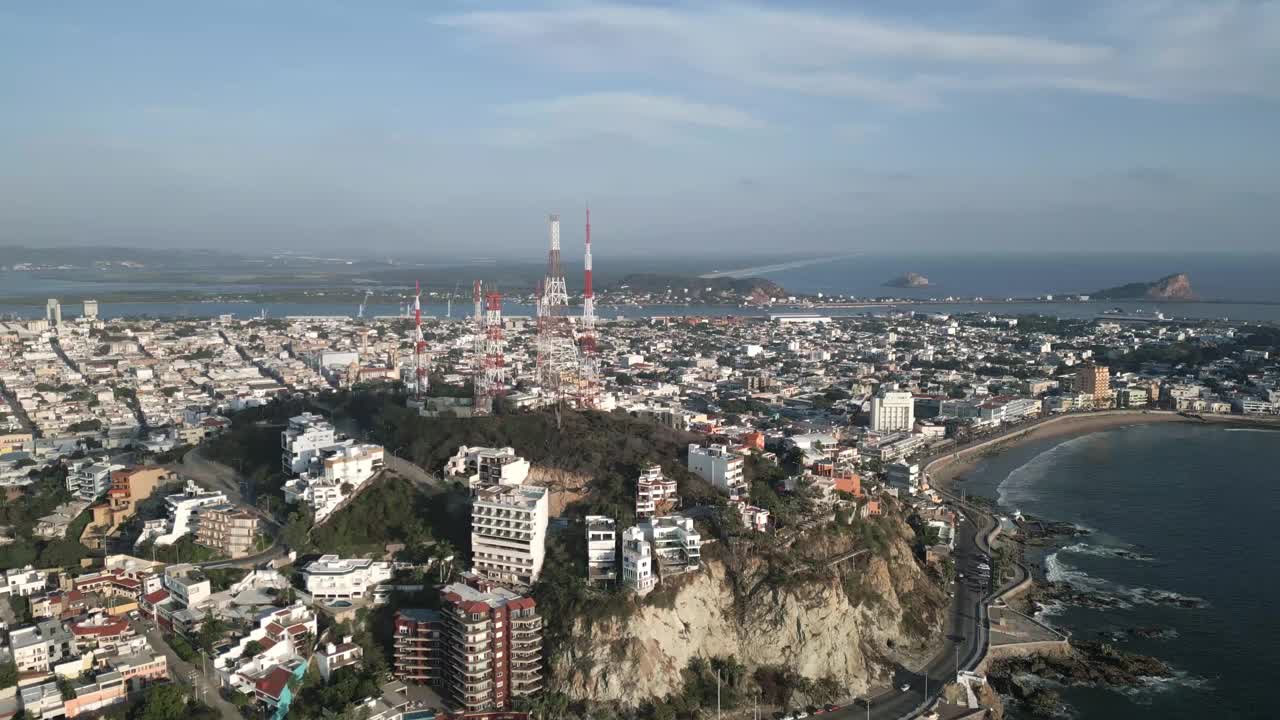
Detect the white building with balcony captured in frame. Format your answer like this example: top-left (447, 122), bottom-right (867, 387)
top-left (584, 516), bottom-right (617, 586)
top-left (621, 526), bottom-right (655, 595)
top-left (470, 484), bottom-right (548, 588)
top-left (66, 461), bottom-right (124, 502)
top-left (281, 412), bottom-right (337, 475)
top-left (154, 480), bottom-right (228, 545)
top-left (687, 444), bottom-right (746, 499)
top-left (303, 555), bottom-right (394, 602)
top-left (282, 443), bottom-right (384, 521)
top-left (639, 515), bottom-right (701, 577)
top-left (635, 464), bottom-right (679, 519)
top-left (445, 445), bottom-right (530, 491)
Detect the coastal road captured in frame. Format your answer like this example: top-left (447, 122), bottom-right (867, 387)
top-left (825, 505), bottom-right (992, 720)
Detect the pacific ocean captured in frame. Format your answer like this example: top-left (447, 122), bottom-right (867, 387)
top-left (956, 424), bottom-right (1280, 719)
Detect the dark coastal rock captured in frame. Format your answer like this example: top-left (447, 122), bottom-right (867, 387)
top-left (988, 642), bottom-right (1171, 695)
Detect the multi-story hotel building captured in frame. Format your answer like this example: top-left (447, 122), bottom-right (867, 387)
top-left (1076, 364), bottom-right (1112, 406)
top-left (870, 389), bottom-right (915, 433)
top-left (193, 504), bottom-right (259, 558)
top-left (470, 484), bottom-right (548, 588)
top-left (394, 576), bottom-right (543, 713)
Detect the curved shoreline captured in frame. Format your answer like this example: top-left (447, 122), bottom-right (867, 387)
top-left (925, 411), bottom-right (1280, 493)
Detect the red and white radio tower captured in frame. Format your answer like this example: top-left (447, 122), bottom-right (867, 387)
top-left (412, 281), bottom-right (428, 398)
top-left (578, 205), bottom-right (599, 408)
top-left (474, 291), bottom-right (506, 415)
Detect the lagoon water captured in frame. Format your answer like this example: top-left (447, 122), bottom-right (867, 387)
top-left (956, 424), bottom-right (1280, 719)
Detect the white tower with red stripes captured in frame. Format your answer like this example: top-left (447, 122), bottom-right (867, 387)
top-left (578, 206), bottom-right (600, 408)
top-left (475, 291), bottom-right (507, 415)
top-left (412, 281), bottom-right (428, 397)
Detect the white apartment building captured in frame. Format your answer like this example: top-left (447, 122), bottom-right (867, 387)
top-left (281, 412), bottom-right (337, 475)
top-left (621, 526), bottom-right (655, 595)
top-left (470, 484), bottom-right (549, 588)
top-left (639, 515), bottom-right (701, 576)
top-left (687, 444), bottom-right (746, 499)
top-left (303, 555), bottom-right (394, 601)
top-left (585, 516), bottom-right (617, 585)
top-left (66, 462), bottom-right (124, 502)
top-left (635, 464), bottom-right (679, 519)
top-left (154, 480), bottom-right (227, 545)
top-left (162, 564), bottom-right (212, 609)
top-left (871, 389), bottom-right (915, 433)
top-left (11, 619), bottom-right (78, 673)
top-left (282, 442), bottom-right (384, 521)
top-left (445, 445), bottom-right (530, 490)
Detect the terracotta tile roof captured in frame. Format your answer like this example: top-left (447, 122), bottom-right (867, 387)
top-left (254, 665), bottom-right (294, 701)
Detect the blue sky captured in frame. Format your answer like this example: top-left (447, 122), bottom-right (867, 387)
top-left (2, 1), bottom-right (1278, 256)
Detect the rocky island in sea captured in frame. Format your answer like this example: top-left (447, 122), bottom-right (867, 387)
top-left (1093, 272), bottom-right (1196, 300)
top-left (884, 271), bottom-right (930, 288)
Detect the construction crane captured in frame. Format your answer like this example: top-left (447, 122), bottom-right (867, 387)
top-left (357, 290), bottom-right (374, 319)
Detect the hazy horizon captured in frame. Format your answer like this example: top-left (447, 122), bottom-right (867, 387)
top-left (3, 2), bottom-right (1278, 254)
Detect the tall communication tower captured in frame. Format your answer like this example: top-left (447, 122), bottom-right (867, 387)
top-left (412, 281), bottom-right (428, 397)
top-left (474, 291), bottom-right (507, 416)
top-left (578, 205), bottom-right (600, 408)
top-left (536, 213), bottom-right (578, 413)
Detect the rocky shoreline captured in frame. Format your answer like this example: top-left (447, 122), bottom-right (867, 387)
top-left (987, 641), bottom-right (1173, 717)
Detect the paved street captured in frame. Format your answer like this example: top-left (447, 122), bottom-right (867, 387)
top-left (137, 619), bottom-right (241, 720)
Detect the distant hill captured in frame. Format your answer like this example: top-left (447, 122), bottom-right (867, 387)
top-left (613, 273), bottom-right (787, 302)
top-left (1095, 273), bottom-right (1196, 300)
top-left (884, 272), bottom-right (930, 288)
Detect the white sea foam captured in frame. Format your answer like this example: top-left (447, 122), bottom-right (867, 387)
top-left (1224, 427), bottom-right (1280, 433)
top-left (1119, 670), bottom-right (1213, 704)
top-left (1045, 552), bottom-right (1207, 610)
top-left (1061, 542), bottom-right (1155, 562)
top-left (997, 433), bottom-right (1097, 508)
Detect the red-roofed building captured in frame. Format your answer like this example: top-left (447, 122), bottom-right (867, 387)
top-left (395, 574), bottom-right (541, 714)
top-left (254, 665), bottom-right (295, 707)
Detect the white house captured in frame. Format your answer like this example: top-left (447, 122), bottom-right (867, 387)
top-left (283, 443), bottom-right (383, 521)
top-left (621, 527), bottom-right (655, 596)
top-left (302, 555), bottom-right (394, 602)
top-left (1, 565), bottom-right (50, 597)
top-left (66, 462), bottom-right (124, 502)
top-left (154, 480), bottom-right (227, 545)
top-left (445, 445), bottom-right (530, 490)
top-left (281, 413), bottom-right (337, 475)
top-left (639, 515), bottom-right (701, 575)
top-left (687, 444), bottom-right (746, 499)
top-left (635, 464), bottom-right (679, 519)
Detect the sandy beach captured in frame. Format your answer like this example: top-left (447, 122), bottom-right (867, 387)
top-left (924, 411), bottom-right (1277, 491)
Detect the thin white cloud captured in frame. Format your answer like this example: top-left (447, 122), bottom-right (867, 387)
top-left (494, 92), bottom-right (764, 145)
top-left (437, 1), bottom-right (1280, 106)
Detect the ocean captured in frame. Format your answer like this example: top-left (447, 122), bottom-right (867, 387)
top-left (955, 424), bottom-right (1280, 719)
top-left (760, 253), bottom-right (1280, 303)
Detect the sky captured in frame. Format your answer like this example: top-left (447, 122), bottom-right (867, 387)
top-left (1, 0), bottom-right (1278, 257)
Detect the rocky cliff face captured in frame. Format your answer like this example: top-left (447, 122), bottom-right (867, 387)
top-left (553, 515), bottom-right (946, 706)
top-left (1095, 272), bottom-right (1195, 300)
top-left (885, 272), bottom-right (930, 288)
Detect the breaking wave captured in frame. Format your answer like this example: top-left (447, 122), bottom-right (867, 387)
top-left (1061, 542), bottom-right (1155, 562)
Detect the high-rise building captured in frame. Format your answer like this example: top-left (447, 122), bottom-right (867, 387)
top-left (394, 576), bottom-right (543, 713)
top-left (870, 389), bottom-right (915, 432)
top-left (1076, 365), bottom-right (1112, 406)
top-left (470, 484), bottom-right (548, 588)
top-left (82, 299), bottom-right (99, 320)
top-left (46, 298), bottom-right (62, 326)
